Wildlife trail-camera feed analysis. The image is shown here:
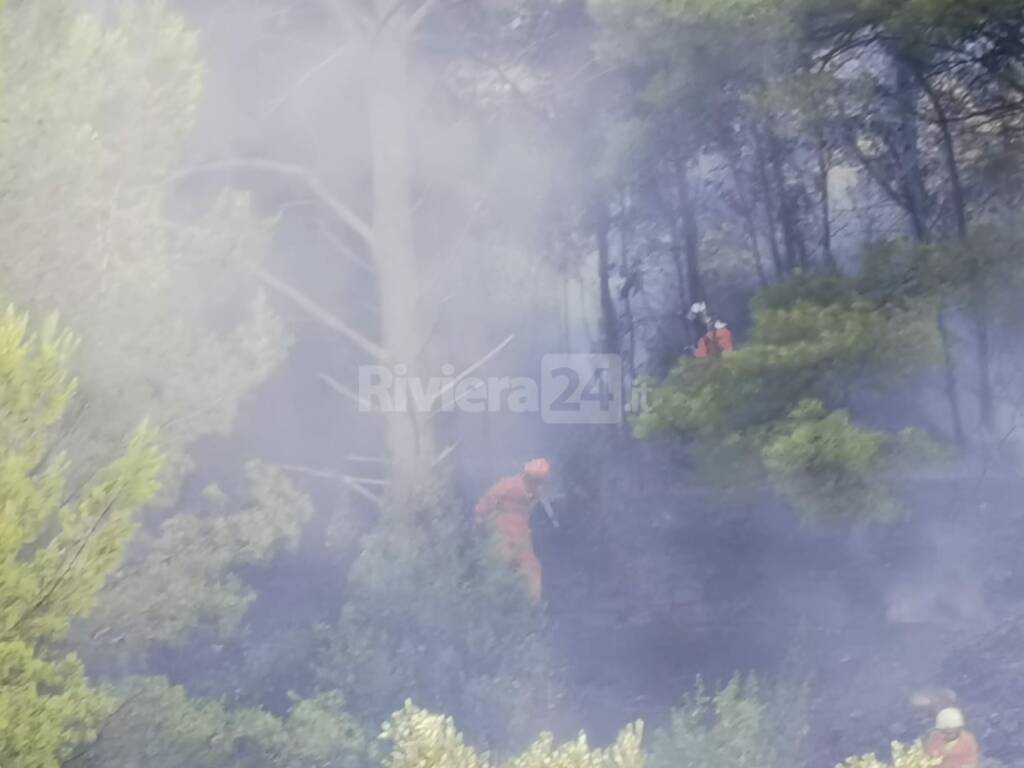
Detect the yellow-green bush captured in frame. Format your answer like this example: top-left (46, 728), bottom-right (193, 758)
top-left (381, 701), bottom-right (645, 768)
top-left (317, 485), bottom-right (559, 751)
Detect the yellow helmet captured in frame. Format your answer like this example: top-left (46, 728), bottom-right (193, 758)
top-left (936, 708), bottom-right (966, 730)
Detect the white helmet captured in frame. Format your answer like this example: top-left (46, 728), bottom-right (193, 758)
top-left (935, 708), bottom-right (966, 730)
top-left (713, 320), bottom-right (728, 330)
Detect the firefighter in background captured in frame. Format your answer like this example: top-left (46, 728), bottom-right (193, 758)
top-left (475, 459), bottom-right (551, 603)
top-left (688, 302), bottom-right (734, 358)
top-left (696, 320), bottom-right (734, 358)
top-left (924, 708), bottom-right (980, 768)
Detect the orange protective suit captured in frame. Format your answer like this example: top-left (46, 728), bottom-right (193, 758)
top-left (475, 473), bottom-right (543, 602)
top-left (695, 327), bottom-right (734, 358)
top-left (924, 730), bottom-right (981, 768)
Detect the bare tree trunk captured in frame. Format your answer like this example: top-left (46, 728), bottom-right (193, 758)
top-left (369, 13), bottom-right (434, 496)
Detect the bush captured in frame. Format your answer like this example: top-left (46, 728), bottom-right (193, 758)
top-left (316, 485), bottom-right (560, 752)
top-left (79, 677), bottom-right (367, 768)
top-left (381, 701), bottom-right (645, 768)
top-left (635, 274), bottom-right (940, 519)
top-left (648, 676), bottom-right (809, 768)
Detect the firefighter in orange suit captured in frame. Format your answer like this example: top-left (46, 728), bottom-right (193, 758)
top-left (475, 459), bottom-right (551, 603)
top-left (924, 708), bottom-right (980, 768)
top-left (688, 302), bottom-right (734, 358)
top-left (695, 321), bottom-right (735, 358)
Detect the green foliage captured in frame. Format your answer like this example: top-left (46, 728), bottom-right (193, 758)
top-left (87, 689), bottom-right (649, 768)
top-left (0, 309), bottom-right (162, 768)
top-left (761, 400), bottom-right (903, 519)
top-left (86, 463), bottom-right (313, 653)
top-left (80, 677), bottom-right (367, 768)
top-left (317, 485), bottom-right (559, 751)
top-left (655, 0), bottom-right (1024, 34)
top-left (0, 5), bottom-right (300, 759)
top-left (0, 6), bottom-right (298, 761)
top-left (764, 399), bottom-right (885, 471)
top-left (505, 723), bottom-right (645, 768)
top-left (381, 701), bottom-right (490, 768)
top-left (753, 276), bottom-right (857, 313)
top-left (0, 308), bottom-right (78, 458)
top-left (857, 237), bottom-right (1002, 305)
top-left (380, 701), bottom-right (645, 768)
top-left (637, 285), bottom-right (933, 441)
top-left (284, 691), bottom-right (369, 768)
top-left (589, 0), bottom-right (771, 164)
top-left (85, 692), bottom-right (646, 768)
top-left (855, 230), bottom-right (1024, 349)
top-left (0, 646), bottom-right (109, 768)
top-left (0, 0), bottom-right (288, 494)
top-left (649, 676), bottom-right (808, 768)
top-left (858, 242), bottom-right (931, 301)
top-left (636, 276), bottom-right (940, 518)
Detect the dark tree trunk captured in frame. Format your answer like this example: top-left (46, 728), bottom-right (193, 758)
top-left (755, 132), bottom-right (785, 280)
top-left (747, 212), bottom-right (770, 287)
top-left (894, 58), bottom-right (931, 242)
top-left (795, 213), bottom-right (811, 273)
top-left (818, 141), bottom-right (839, 274)
top-left (768, 138), bottom-right (799, 273)
top-left (669, 235), bottom-right (690, 330)
top-left (920, 74), bottom-right (994, 432)
top-left (724, 145), bottom-right (770, 286)
top-left (653, 175), bottom-right (695, 331)
top-left (842, 51), bottom-right (965, 445)
top-left (894, 55), bottom-right (966, 445)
